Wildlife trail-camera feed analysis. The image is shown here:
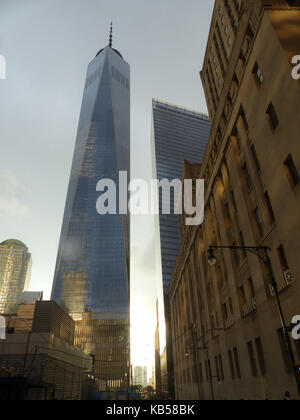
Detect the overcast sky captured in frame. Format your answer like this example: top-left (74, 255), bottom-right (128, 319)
top-left (0, 0), bottom-right (214, 370)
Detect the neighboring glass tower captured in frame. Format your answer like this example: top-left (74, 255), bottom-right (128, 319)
top-left (0, 239), bottom-right (32, 314)
top-left (152, 99), bottom-right (210, 296)
top-left (51, 30), bottom-right (130, 390)
top-left (151, 99), bottom-right (210, 396)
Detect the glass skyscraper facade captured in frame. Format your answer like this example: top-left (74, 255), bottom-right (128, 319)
top-left (151, 99), bottom-right (210, 296)
top-left (52, 45), bottom-right (130, 317)
top-left (0, 239), bottom-right (32, 314)
top-left (51, 42), bottom-right (130, 389)
top-left (151, 99), bottom-right (210, 396)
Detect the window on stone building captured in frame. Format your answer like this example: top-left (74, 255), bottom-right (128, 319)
top-left (277, 245), bottom-right (289, 272)
top-left (255, 337), bottom-right (267, 376)
top-left (215, 356), bottom-right (220, 381)
top-left (251, 144), bottom-right (261, 172)
top-left (233, 347), bottom-right (242, 379)
top-left (242, 161), bottom-right (252, 190)
top-left (232, 241), bottom-right (240, 267)
top-left (223, 302), bottom-right (228, 321)
top-left (254, 207), bottom-right (264, 237)
top-left (266, 102), bottom-right (279, 130)
top-left (239, 232), bottom-right (247, 259)
top-left (219, 354), bottom-right (225, 380)
top-left (252, 62), bottom-right (264, 85)
top-left (248, 277), bottom-right (255, 298)
top-left (239, 106), bottom-right (249, 131)
top-left (284, 154), bottom-right (300, 187)
top-left (211, 314), bottom-right (216, 334)
top-left (264, 191), bottom-right (275, 224)
top-left (247, 341), bottom-right (258, 377)
top-left (228, 350), bottom-right (235, 380)
top-left (229, 298), bottom-right (234, 315)
top-left (231, 191), bottom-right (238, 213)
top-left (239, 285), bottom-right (246, 306)
top-left (277, 328), bottom-right (292, 374)
top-left (294, 340), bottom-right (300, 362)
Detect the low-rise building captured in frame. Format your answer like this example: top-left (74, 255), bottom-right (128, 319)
top-left (0, 301), bottom-right (92, 400)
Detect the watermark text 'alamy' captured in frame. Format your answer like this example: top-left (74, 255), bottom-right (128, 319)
top-left (96, 172), bottom-right (204, 226)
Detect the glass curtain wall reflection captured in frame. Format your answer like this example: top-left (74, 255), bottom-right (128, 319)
top-left (51, 43), bottom-right (130, 390)
top-left (0, 239), bottom-right (32, 314)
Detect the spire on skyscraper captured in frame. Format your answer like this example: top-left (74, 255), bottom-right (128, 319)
top-left (109, 22), bottom-right (113, 48)
top-left (96, 22), bottom-right (123, 59)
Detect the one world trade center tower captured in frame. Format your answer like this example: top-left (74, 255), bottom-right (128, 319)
top-left (51, 27), bottom-right (130, 390)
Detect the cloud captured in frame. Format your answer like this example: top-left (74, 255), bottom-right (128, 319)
top-left (0, 171), bottom-right (30, 217)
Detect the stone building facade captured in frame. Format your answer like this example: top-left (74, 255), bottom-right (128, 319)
top-left (170, 0), bottom-right (300, 400)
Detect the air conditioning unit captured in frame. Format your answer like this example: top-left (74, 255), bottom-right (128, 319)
top-left (283, 270), bottom-right (293, 287)
top-left (242, 304), bottom-right (248, 317)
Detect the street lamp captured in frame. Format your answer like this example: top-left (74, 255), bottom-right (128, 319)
top-left (208, 247), bottom-right (217, 266)
top-left (208, 244), bottom-right (300, 396)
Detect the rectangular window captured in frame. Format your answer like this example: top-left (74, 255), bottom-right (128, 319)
top-left (223, 303), bottom-right (228, 321)
top-left (251, 145), bottom-right (261, 172)
top-left (242, 162), bottom-right (252, 190)
top-left (232, 241), bottom-right (240, 267)
top-left (229, 298), bottom-right (234, 315)
top-left (284, 154), bottom-right (300, 187)
top-left (218, 354), bottom-right (225, 380)
top-left (236, 132), bottom-right (242, 150)
top-left (215, 356), bottom-right (220, 381)
top-left (266, 102), bottom-right (279, 130)
top-left (233, 348), bottom-right (242, 379)
top-left (240, 232), bottom-right (247, 259)
top-left (247, 341), bottom-right (258, 377)
top-left (254, 207), bottom-right (264, 237)
top-left (277, 245), bottom-right (289, 271)
top-left (228, 350), bottom-right (235, 380)
top-left (255, 337), bottom-right (267, 375)
top-left (231, 191), bottom-right (238, 213)
top-left (264, 192), bottom-right (275, 224)
top-left (207, 359), bottom-right (212, 383)
top-left (294, 340), bottom-right (300, 362)
top-left (252, 62), bottom-right (264, 84)
top-left (277, 328), bottom-right (292, 374)
top-left (239, 286), bottom-right (246, 306)
top-left (248, 277), bottom-right (255, 298)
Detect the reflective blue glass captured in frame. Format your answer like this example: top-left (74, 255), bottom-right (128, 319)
top-left (51, 47), bottom-right (130, 319)
top-left (152, 100), bottom-right (210, 296)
